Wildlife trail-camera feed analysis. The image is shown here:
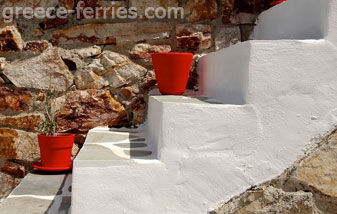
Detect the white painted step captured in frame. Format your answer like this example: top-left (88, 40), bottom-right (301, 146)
top-left (72, 1), bottom-right (337, 213)
top-left (72, 97), bottom-right (262, 214)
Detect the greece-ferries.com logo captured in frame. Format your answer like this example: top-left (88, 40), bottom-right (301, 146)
top-left (1, 1), bottom-right (185, 22)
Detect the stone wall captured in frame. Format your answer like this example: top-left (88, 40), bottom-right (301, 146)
top-left (211, 129), bottom-right (337, 214)
top-left (0, 0), bottom-right (272, 198)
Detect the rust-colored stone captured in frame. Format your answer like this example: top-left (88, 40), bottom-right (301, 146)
top-left (0, 115), bottom-right (42, 132)
top-left (60, 0), bottom-right (75, 10)
top-left (130, 96), bottom-right (146, 125)
top-left (56, 90), bottom-right (127, 133)
top-left (222, 0), bottom-right (238, 24)
top-left (0, 128), bottom-right (39, 161)
top-left (40, 18), bottom-right (68, 30)
top-left (121, 87), bottom-right (136, 100)
top-left (142, 79), bottom-right (157, 91)
top-left (0, 129), bottom-right (18, 159)
top-left (184, 0), bottom-right (219, 22)
top-left (24, 41), bottom-right (48, 53)
top-left (1, 160), bottom-right (25, 178)
top-left (75, 134), bottom-right (86, 145)
top-left (0, 25), bottom-right (23, 52)
top-left (176, 24), bottom-right (212, 50)
top-left (0, 87), bottom-right (32, 112)
top-left (37, 93), bottom-right (45, 101)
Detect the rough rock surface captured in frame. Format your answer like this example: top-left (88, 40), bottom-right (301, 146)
top-left (52, 22), bottom-right (172, 46)
top-left (0, 128), bottom-right (39, 161)
top-left (0, 0), bottom-right (58, 14)
top-left (130, 43), bottom-right (171, 59)
top-left (212, 130), bottom-right (337, 214)
top-left (212, 186), bottom-right (321, 214)
top-left (176, 24), bottom-right (212, 50)
top-left (222, 0), bottom-right (268, 24)
top-left (24, 41), bottom-right (49, 53)
top-left (0, 115), bottom-right (42, 132)
top-left (184, 0), bottom-right (218, 22)
top-left (1, 160), bottom-right (25, 178)
top-left (215, 26), bottom-right (241, 50)
top-left (75, 51), bottom-right (147, 90)
top-left (0, 24), bottom-right (24, 52)
top-left (3, 48), bottom-right (74, 92)
top-left (0, 172), bottom-right (21, 199)
top-left (129, 0), bottom-right (179, 16)
top-left (75, 0), bottom-right (127, 18)
top-left (0, 87), bottom-right (32, 112)
top-left (56, 90), bottom-right (127, 133)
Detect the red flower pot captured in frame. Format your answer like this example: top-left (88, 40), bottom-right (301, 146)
top-left (270, 0), bottom-right (286, 6)
top-left (152, 52), bottom-right (193, 95)
top-left (38, 134), bottom-right (74, 168)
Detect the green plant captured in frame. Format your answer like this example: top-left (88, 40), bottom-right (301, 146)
top-left (40, 91), bottom-right (58, 136)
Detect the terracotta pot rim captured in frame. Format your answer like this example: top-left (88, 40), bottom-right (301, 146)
top-left (151, 52), bottom-right (193, 57)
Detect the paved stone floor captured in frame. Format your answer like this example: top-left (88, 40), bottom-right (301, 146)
top-left (0, 172), bottom-right (72, 214)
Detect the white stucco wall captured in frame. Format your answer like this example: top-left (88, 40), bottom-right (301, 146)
top-left (72, 1), bottom-right (337, 213)
top-left (253, 0), bottom-right (330, 40)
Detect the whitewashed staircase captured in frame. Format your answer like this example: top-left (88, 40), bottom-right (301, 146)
top-left (72, 0), bottom-right (337, 213)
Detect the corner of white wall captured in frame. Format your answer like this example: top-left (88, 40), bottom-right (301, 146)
top-left (253, 0), bottom-right (329, 40)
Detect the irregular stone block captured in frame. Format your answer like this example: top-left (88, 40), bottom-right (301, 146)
top-left (130, 96), bottom-right (146, 125)
top-left (1, 160), bottom-right (25, 178)
top-left (0, 87), bottom-right (32, 112)
top-left (184, 0), bottom-right (218, 22)
top-left (129, 43), bottom-right (171, 59)
top-left (75, 0), bottom-right (127, 18)
top-left (74, 68), bottom-right (108, 90)
top-left (0, 128), bottom-right (39, 161)
top-left (222, 0), bottom-right (268, 24)
top-left (129, 0), bottom-right (179, 16)
top-left (0, 172), bottom-right (21, 199)
top-left (212, 186), bottom-right (320, 214)
top-left (75, 50), bottom-right (147, 90)
top-left (3, 48), bottom-right (74, 92)
top-left (215, 26), bottom-right (241, 50)
top-left (176, 24), bottom-right (212, 50)
top-left (295, 132), bottom-right (337, 197)
top-left (39, 17), bottom-right (69, 30)
top-left (91, 51), bottom-right (147, 88)
top-left (0, 114), bottom-right (42, 132)
top-left (60, 0), bottom-right (75, 10)
top-left (0, 24), bottom-right (24, 52)
top-left (0, 0), bottom-right (58, 15)
top-left (24, 41), bottom-right (49, 53)
top-left (222, 0), bottom-right (239, 24)
top-left (52, 22), bottom-right (172, 46)
top-left (120, 87), bottom-right (135, 100)
top-left (56, 90), bottom-right (127, 132)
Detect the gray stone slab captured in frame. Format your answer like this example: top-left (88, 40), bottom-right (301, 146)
top-left (11, 174), bottom-right (67, 197)
top-left (0, 197), bottom-right (53, 214)
top-left (0, 173), bottom-right (72, 214)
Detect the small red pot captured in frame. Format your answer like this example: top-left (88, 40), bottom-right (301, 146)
top-left (270, 0), bottom-right (286, 6)
top-left (38, 134), bottom-right (74, 168)
top-left (152, 52), bottom-right (193, 95)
